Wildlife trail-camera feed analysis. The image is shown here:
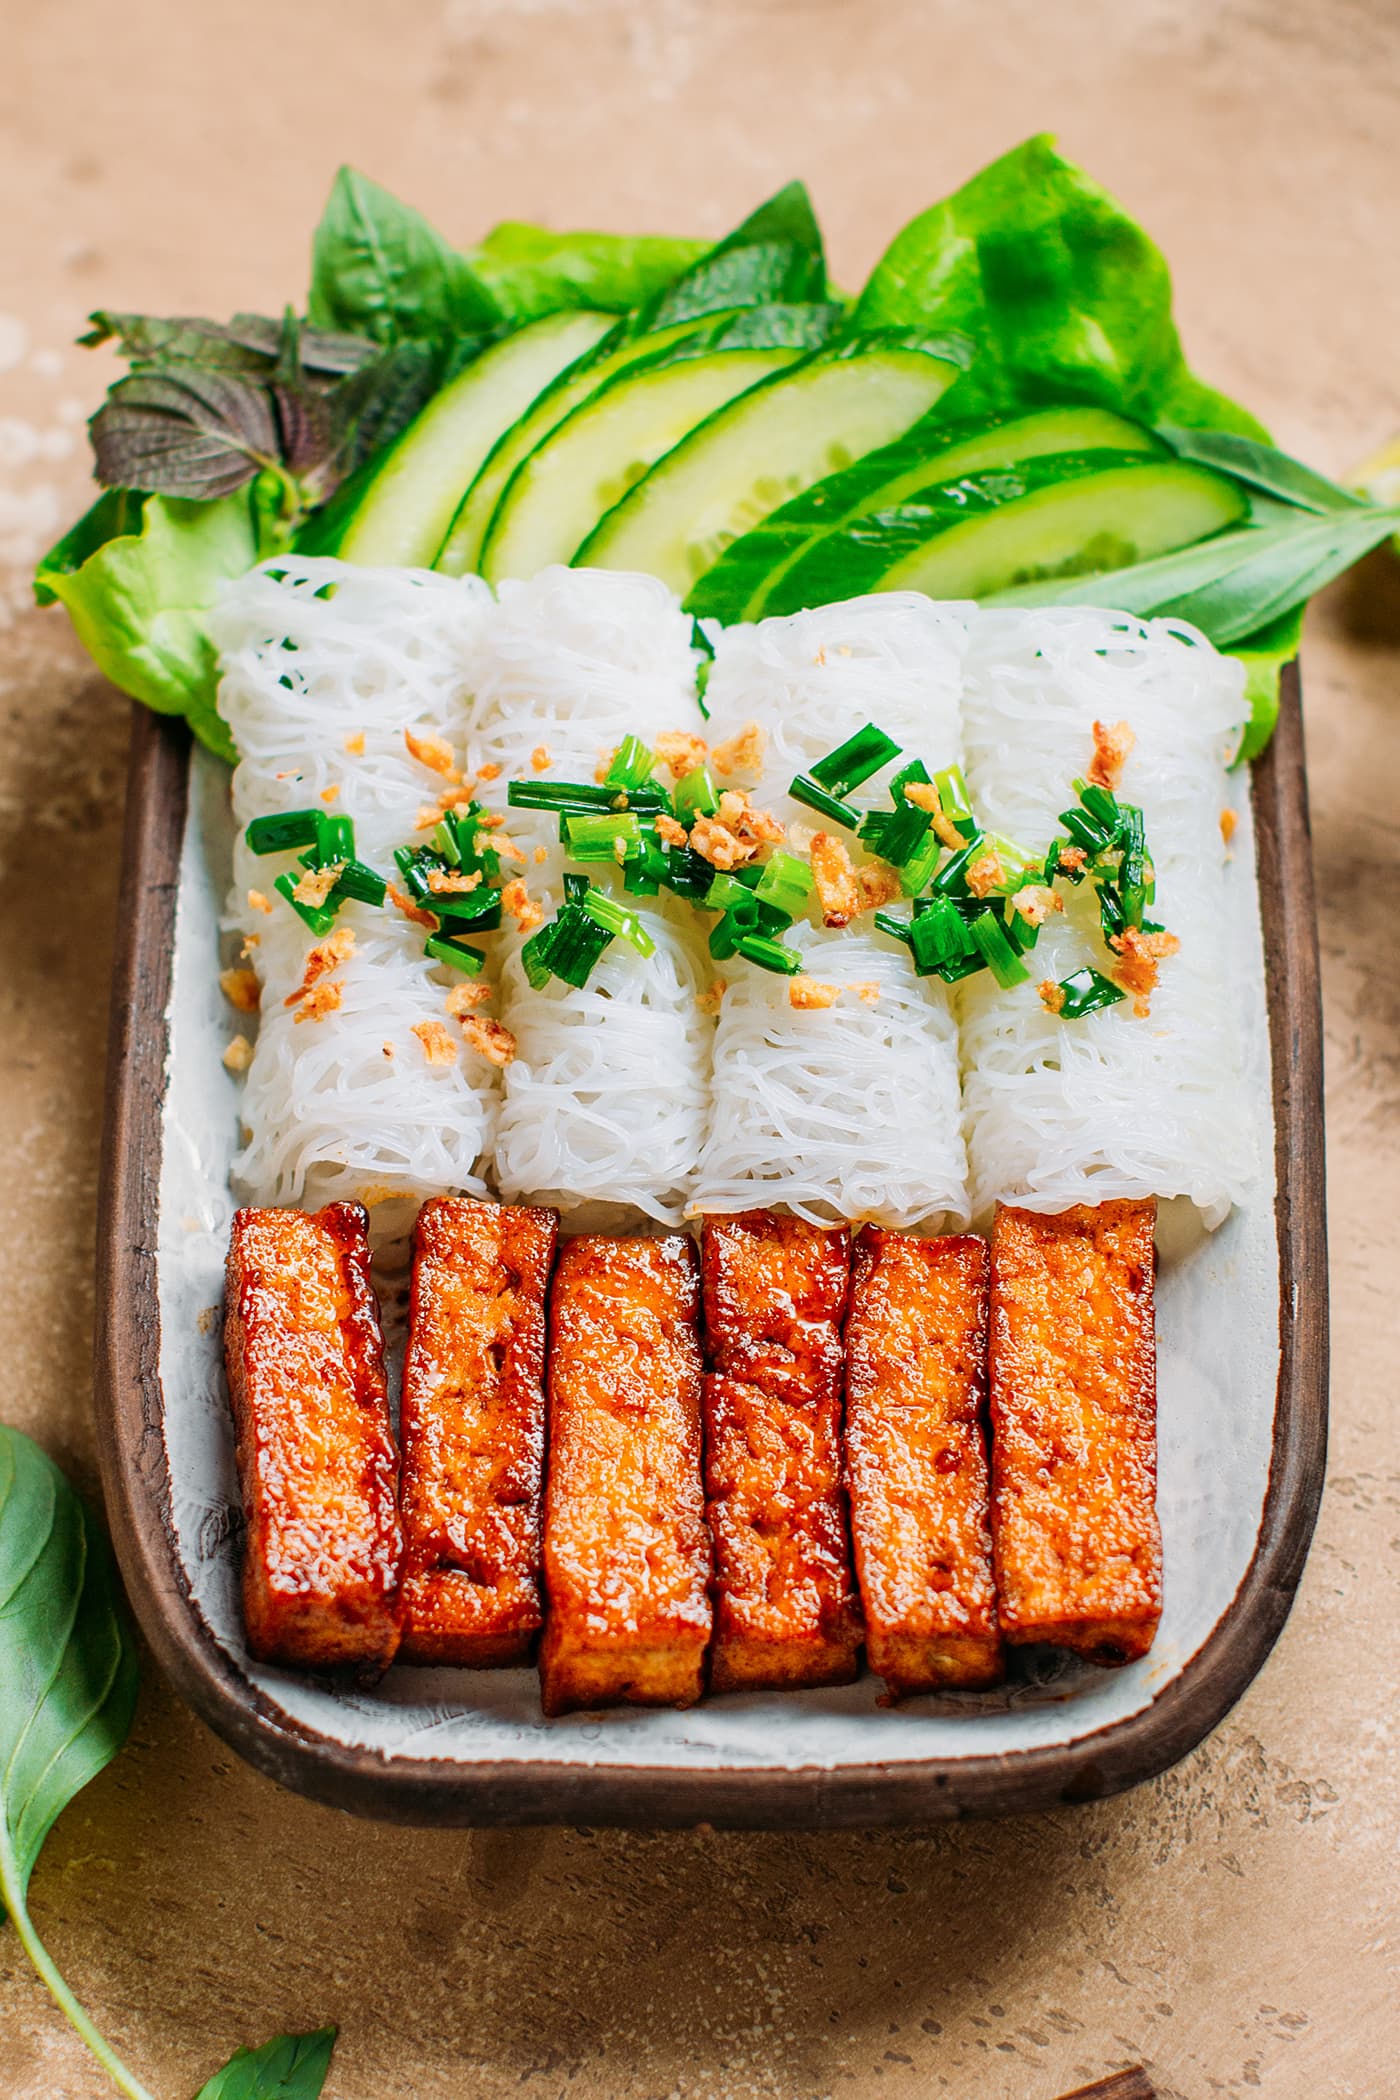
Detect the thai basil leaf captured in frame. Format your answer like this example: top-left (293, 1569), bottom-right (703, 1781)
top-left (1159, 425), bottom-right (1365, 515)
top-left (192, 2028), bottom-right (337, 2100)
top-left (307, 166), bottom-right (503, 344)
top-left (81, 311), bottom-right (377, 379)
top-left (33, 488), bottom-right (256, 761)
top-left (464, 222), bottom-right (706, 321)
top-left (0, 1425), bottom-right (149, 2098)
top-left (1160, 507), bottom-right (1400, 641)
top-left (641, 181), bottom-right (829, 331)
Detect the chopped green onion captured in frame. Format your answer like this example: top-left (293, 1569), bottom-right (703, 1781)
top-left (967, 910), bottom-right (1032, 988)
top-left (431, 890), bottom-right (502, 933)
top-left (873, 908), bottom-right (913, 948)
top-left (521, 906), bottom-right (613, 990)
top-left (673, 764), bottom-right (720, 821)
top-left (1097, 879), bottom-right (1127, 945)
top-left (789, 775), bottom-right (860, 830)
top-left (1075, 780), bottom-right (1123, 838)
top-left (898, 828), bottom-right (944, 897)
top-left (510, 779), bottom-right (618, 814)
top-left (563, 872), bottom-right (589, 902)
top-left (704, 871), bottom-right (754, 914)
top-left (273, 869), bottom-right (338, 936)
top-left (580, 886), bottom-right (656, 957)
top-left (332, 859), bottom-right (388, 909)
top-left (929, 829), bottom-right (987, 897)
top-left (809, 723), bottom-right (902, 797)
top-left (734, 932), bottom-right (803, 975)
top-left (605, 735), bottom-right (656, 791)
top-left (909, 896), bottom-right (976, 975)
top-left (933, 765), bottom-right (974, 824)
top-left (564, 811), bottom-right (643, 862)
top-left (424, 933), bottom-right (485, 976)
top-left (1057, 806), bottom-right (1115, 856)
top-left (985, 832), bottom-right (1043, 891)
top-left (622, 833), bottom-right (668, 897)
top-left (431, 819), bottom-right (461, 867)
top-left (874, 759), bottom-right (934, 867)
top-left (753, 850), bottom-right (814, 920)
top-left (858, 811), bottom-right (891, 853)
top-left (247, 809), bottom-right (328, 856)
top-left (1118, 805), bottom-right (1148, 928)
top-left (1002, 899), bottom-right (1042, 955)
top-left (660, 846), bottom-right (714, 902)
top-left (1055, 967), bottom-right (1126, 1019)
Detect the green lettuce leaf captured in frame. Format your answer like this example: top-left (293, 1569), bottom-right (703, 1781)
top-left (464, 223), bottom-right (707, 321)
top-left (34, 487), bottom-right (256, 762)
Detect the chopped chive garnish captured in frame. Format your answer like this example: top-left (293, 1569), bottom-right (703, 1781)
top-left (1075, 780), bottom-right (1123, 837)
top-left (929, 829), bottom-right (987, 897)
top-left (432, 891), bottom-right (503, 932)
top-left (734, 932), bottom-right (803, 975)
top-left (1002, 899), bottom-right (1042, 954)
top-left (580, 886), bottom-right (656, 957)
top-left (968, 910), bottom-right (1032, 988)
top-left (873, 909), bottom-right (913, 948)
top-left (898, 828), bottom-right (944, 897)
top-left (753, 850), bottom-right (814, 920)
top-left (509, 779), bottom-right (617, 814)
top-left (332, 859), bottom-right (388, 909)
top-left (272, 869), bottom-right (338, 936)
top-left (909, 896), bottom-right (976, 975)
top-left (809, 723), bottom-right (901, 797)
top-left (789, 775), bottom-right (860, 830)
top-left (563, 811), bottom-right (643, 862)
top-left (247, 809), bottom-right (327, 856)
top-left (1097, 879), bottom-right (1127, 945)
top-left (563, 872), bottom-right (589, 902)
top-left (1118, 805), bottom-right (1148, 927)
top-left (985, 833), bottom-right (1042, 891)
top-left (1055, 967), bottom-right (1126, 1019)
top-left (660, 846), bottom-right (715, 902)
top-left (933, 765), bottom-right (974, 824)
top-left (424, 933), bottom-right (485, 976)
top-left (1057, 806), bottom-right (1115, 856)
top-left (875, 759), bottom-right (934, 867)
top-left (605, 735), bottom-right (655, 791)
top-left (704, 871), bottom-right (754, 914)
top-left (431, 819), bottom-right (461, 867)
top-left (673, 764), bottom-right (720, 821)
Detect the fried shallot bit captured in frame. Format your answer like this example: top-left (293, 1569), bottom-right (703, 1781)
top-left (1110, 926), bottom-right (1181, 1017)
top-left (1220, 808), bottom-right (1238, 845)
top-left (493, 832), bottom-right (528, 865)
top-left (240, 933), bottom-right (261, 958)
top-left (1013, 886), bottom-right (1062, 927)
top-left (717, 788), bottom-right (784, 848)
top-left (697, 979), bottom-right (727, 1015)
top-left (656, 812), bottom-right (690, 848)
top-left (220, 966), bottom-right (262, 1013)
top-left (530, 744), bottom-right (552, 773)
top-left (690, 812), bottom-right (755, 870)
top-left (344, 730), bottom-right (366, 756)
top-left (446, 980), bottom-right (494, 1016)
top-left (852, 981), bottom-right (881, 1004)
top-left (654, 729), bottom-right (709, 779)
top-left (1039, 979), bottom-right (1067, 1016)
top-left (388, 883), bottom-right (440, 932)
top-left (247, 888), bottom-right (273, 915)
top-left (965, 852), bottom-right (1006, 900)
top-left (790, 976), bottom-right (841, 1010)
top-left (1057, 844), bottom-right (1088, 876)
top-left (405, 728), bottom-right (460, 779)
top-left (425, 866), bottom-right (482, 895)
top-left (1088, 718), bottom-right (1136, 792)
top-left (292, 861), bottom-right (344, 907)
top-left (222, 1033), bottom-right (254, 1073)
top-left (284, 927), bottom-right (356, 1010)
top-left (319, 783), bottom-right (341, 804)
top-left (501, 878), bottom-right (543, 932)
top-left (295, 980), bottom-right (343, 1024)
top-left (533, 844), bottom-right (549, 865)
top-left (809, 831), bottom-right (862, 927)
top-left (478, 763), bottom-right (501, 783)
top-left (709, 721), bottom-right (768, 778)
top-left (412, 1019), bottom-right (458, 1066)
top-left (461, 1016), bottom-right (517, 1067)
top-left (856, 862), bottom-right (902, 913)
top-left (902, 779), bottom-right (967, 850)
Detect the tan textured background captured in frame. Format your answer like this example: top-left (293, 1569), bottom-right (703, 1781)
top-left (2, 2), bottom-right (1398, 2095)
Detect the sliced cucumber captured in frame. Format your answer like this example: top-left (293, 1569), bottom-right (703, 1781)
top-left (309, 310), bottom-right (613, 569)
top-left (478, 306), bottom-right (839, 585)
top-left (436, 312), bottom-right (732, 577)
top-left (687, 404), bottom-right (1162, 622)
top-left (775, 452), bottom-right (1249, 608)
top-left (577, 331), bottom-right (970, 596)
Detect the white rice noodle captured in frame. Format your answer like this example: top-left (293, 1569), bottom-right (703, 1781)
top-left (694, 923), bottom-right (970, 1231)
top-left (958, 606), bottom-right (1254, 1228)
top-left (469, 567), bottom-right (713, 1226)
top-left (700, 593), bottom-right (969, 828)
top-left (210, 558), bottom-right (501, 1229)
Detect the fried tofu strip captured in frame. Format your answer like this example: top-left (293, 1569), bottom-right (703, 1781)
top-left (845, 1229), bottom-right (1002, 1696)
top-left (701, 1211), bottom-right (861, 1693)
top-left (989, 1200), bottom-right (1161, 1665)
top-left (540, 1234), bottom-right (711, 1715)
top-left (398, 1199), bottom-right (557, 1667)
top-left (224, 1203), bottom-right (401, 1671)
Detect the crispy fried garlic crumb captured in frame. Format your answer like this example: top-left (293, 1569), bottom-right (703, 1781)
top-left (656, 812), bottom-right (689, 848)
top-left (501, 878), bottom-right (543, 932)
top-left (1013, 885), bottom-right (1063, 927)
top-left (810, 831), bottom-right (861, 926)
top-left (856, 863), bottom-right (901, 912)
top-left (533, 844), bottom-right (548, 865)
top-left (1110, 926), bottom-right (1181, 1017)
top-left (531, 744), bottom-right (552, 772)
top-left (387, 883), bottom-right (440, 932)
top-left (220, 966), bottom-right (261, 1013)
top-left (222, 1033), bottom-right (254, 1073)
top-left (697, 979), bottom-right (727, 1015)
top-left (790, 976), bottom-right (841, 1010)
top-left (292, 861), bottom-right (343, 907)
top-left (965, 852), bottom-right (1006, 900)
top-left (284, 927), bottom-right (356, 1011)
top-left (461, 1016), bottom-right (517, 1067)
top-left (902, 779), bottom-right (967, 849)
top-left (247, 888), bottom-right (272, 915)
top-left (710, 721), bottom-right (768, 777)
top-left (344, 730), bottom-right (366, 756)
top-left (295, 980), bottom-right (342, 1024)
top-left (446, 980), bottom-right (494, 1016)
top-left (425, 866), bottom-right (482, 895)
top-left (1039, 979), bottom-right (1067, 1016)
top-left (405, 728), bottom-right (459, 778)
top-left (319, 783), bottom-right (341, 804)
top-left (412, 1019), bottom-right (458, 1065)
top-left (1088, 718), bottom-right (1136, 792)
top-left (654, 729), bottom-right (709, 779)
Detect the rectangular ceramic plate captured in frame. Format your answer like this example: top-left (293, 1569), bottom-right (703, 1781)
top-left (94, 666), bottom-right (1327, 1829)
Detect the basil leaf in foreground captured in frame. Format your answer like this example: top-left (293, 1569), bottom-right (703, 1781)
top-left (192, 2027), bottom-right (337, 2100)
top-left (465, 221), bottom-right (707, 321)
top-left (0, 1424), bottom-right (150, 2099)
top-left (34, 488), bottom-right (256, 762)
top-left (1159, 425), bottom-right (1366, 515)
top-left (308, 165), bottom-right (503, 344)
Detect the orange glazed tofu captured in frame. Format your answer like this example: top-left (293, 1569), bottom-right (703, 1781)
top-left (398, 1199), bottom-right (558, 1667)
top-left (989, 1200), bottom-right (1161, 1666)
top-left (845, 1229), bottom-right (1002, 1697)
top-left (224, 1203), bottom-right (402, 1672)
top-left (701, 1211), bottom-right (861, 1694)
top-left (539, 1234), bottom-right (711, 1716)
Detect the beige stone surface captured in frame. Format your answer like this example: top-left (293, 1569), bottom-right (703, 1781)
top-left (1, 2), bottom-right (1398, 2095)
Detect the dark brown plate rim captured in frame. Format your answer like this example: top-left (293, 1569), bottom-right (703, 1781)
top-left (93, 665), bottom-right (1328, 1828)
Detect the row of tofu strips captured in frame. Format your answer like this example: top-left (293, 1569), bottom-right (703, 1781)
top-left (223, 1198), bottom-right (1161, 1713)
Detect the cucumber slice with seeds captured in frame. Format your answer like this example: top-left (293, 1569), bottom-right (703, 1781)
top-left (576, 330), bottom-right (971, 596)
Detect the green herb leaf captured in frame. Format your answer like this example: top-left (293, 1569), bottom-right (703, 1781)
top-left (0, 1425), bottom-right (149, 2099)
top-left (34, 487), bottom-right (256, 761)
top-left (89, 365), bottom-right (289, 500)
top-left (1158, 426), bottom-right (1365, 516)
top-left (80, 310), bottom-right (377, 379)
top-left (463, 222), bottom-right (707, 322)
top-left (641, 182), bottom-right (829, 332)
top-left (308, 166), bottom-right (502, 344)
top-left (192, 2027), bottom-right (337, 2100)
